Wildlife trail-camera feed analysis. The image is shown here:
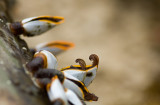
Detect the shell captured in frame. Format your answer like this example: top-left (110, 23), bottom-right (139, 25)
top-left (63, 72), bottom-right (84, 99)
top-left (22, 16), bottom-right (64, 36)
top-left (34, 50), bottom-right (58, 69)
top-left (9, 16), bottom-right (64, 36)
top-left (61, 54), bottom-right (99, 87)
top-left (83, 66), bottom-right (97, 87)
top-left (35, 41), bottom-right (74, 55)
top-left (65, 89), bottom-right (83, 105)
top-left (62, 66), bottom-right (98, 87)
top-left (47, 76), bottom-right (68, 105)
top-left (62, 72), bottom-right (97, 101)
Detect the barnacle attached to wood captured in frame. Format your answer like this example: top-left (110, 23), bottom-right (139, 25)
top-left (26, 50), bottom-right (58, 73)
top-left (65, 89), bottom-right (84, 104)
top-left (61, 54), bottom-right (99, 87)
top-left (63, 72), bottom-right (98, 101)
top-left (26, 49), bottom-right (99, 105)
top-left (7, 16), bottom-right (64, 36)
top-left (30, 41), bottom-right (74, 56)
top-left (47, 76), bottom-right (68, 105)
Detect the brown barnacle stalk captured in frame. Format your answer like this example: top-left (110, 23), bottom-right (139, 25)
top-left (75, 58), bottom-right (86, 70)
top-left (26, 57), bottom-right (44, 74)
top-left (89, 54), bottom-right (99, 67)
top-left (8, 22), bottom-right (24, 36)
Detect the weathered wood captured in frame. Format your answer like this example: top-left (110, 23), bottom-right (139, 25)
top-left (0, 0), bottom-right (51, 105)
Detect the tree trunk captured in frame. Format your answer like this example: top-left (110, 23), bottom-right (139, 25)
top-left (0, 0), bottom-right (50, 105)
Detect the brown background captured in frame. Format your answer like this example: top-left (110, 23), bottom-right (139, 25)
top-left (12, 0), bottom-right (160, 105)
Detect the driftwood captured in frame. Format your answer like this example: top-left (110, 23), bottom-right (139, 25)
top-left (0, 0), bottom-right (51, 105)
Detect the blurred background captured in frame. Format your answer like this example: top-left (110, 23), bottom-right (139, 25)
top-left (12, 0), bottom-right (160, 105)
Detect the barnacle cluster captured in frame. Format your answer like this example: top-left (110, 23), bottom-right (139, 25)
top-left (8, 16), bottom-right (99, 105)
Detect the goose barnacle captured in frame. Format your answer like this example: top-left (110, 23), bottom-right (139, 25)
top-left (8, 16), bottom-right (64, 36)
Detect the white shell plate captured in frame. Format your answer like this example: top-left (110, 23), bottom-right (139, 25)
top-left (47, 77), bottom-right (68, 104)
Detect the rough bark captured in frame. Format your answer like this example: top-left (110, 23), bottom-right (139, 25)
top-left (0, 0), bottom-right (51, 105)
